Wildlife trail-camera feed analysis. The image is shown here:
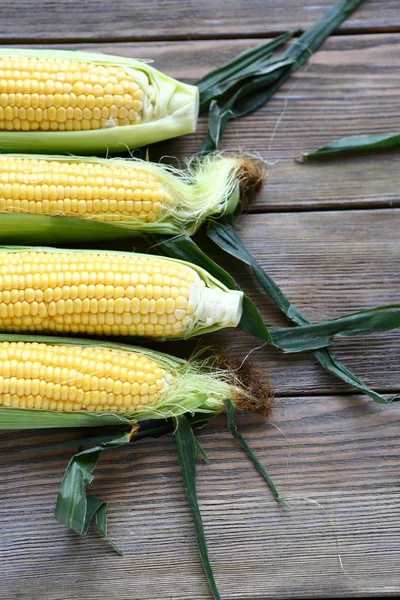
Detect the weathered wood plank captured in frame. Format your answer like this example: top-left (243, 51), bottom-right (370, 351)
top-left (0, 0), bottom-right (397, 41)
top-left (13, 34), bottom-right (400, 210)
top-left (2, 395), bottom-right (400, 599)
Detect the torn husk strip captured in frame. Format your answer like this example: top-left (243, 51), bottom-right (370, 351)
top-left (0, 334), bottom-right (273, 429)
top-left (0, 153), bottom-right (263, 243)
top-left (298, 132), bottom-right (400, 161)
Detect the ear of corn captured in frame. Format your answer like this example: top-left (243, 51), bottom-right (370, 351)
top-left (0, 153), bottom-right (243, 242)
top-left (0, 334), bottom-right (236, 428)
top-left (0, 49), bottom-right (198, 154)
top-left (0, 245), bottom-right (243, 339)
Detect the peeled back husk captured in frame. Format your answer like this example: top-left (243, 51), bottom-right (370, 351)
top-left (0, 49), bottom-right (198, 154)
top-left (0, 153), bottom-right (264, 243)
top-left (0, 334), bottom-right (272, 429)
top-left (0, 245), bottom-right (244, 339)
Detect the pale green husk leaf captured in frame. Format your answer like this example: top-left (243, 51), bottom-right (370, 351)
top-left (0, 49), bottom-right (198, 154)
top-left (0, 153), bottom-right (240, 242)
top-left (0, 245), bottom-right (243, 338)
top-left (0, 333), bottom-right (234, 429)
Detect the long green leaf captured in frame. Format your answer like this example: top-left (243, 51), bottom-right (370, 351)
top-left (198, 0), bottom-right (364, 153)
top-left (270, 305), bottom-right (400, 353)
top-left (174, 415), bottom-right (221, 600)
top-left (224, 400), bottom-right (287, 508)
top-left (197, 32), bottom-right (297, 111)
top-left (152, 233), bottom-right (270, 342)
top-left (24, 419), bottom-right (173, 454)
top-left (300, 132), bottom-right (400, 160)
top-left (54, 431), bottom-right (131, 542)
top-left (313, 347), bottom-right (400, 404)
top-left (208, 219), bottom-right (400, 403)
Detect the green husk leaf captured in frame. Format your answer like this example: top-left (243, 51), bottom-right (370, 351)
top-left (0, 332), bottom-right (238, 429)
top-left (0, 213), bottom-right (146, 245)
top-left (300, 132), bottom-right (400, 160)
top-left (195, 437), bottom-right (211, 464)
top-left (199, 96), bottom-right (238, 155)
top-left (199, 0), bottom-right (364, 153)
top-left (313, 348), bottom-right (400, 404)
top-left (0, 49), bottom-right (198, 154)
top-left (152, 233), bottom-right (270, 341)
top-left (0, 153), bottom-right (244, 243)
top-left (54, 431), bottom-right (131, 545)
top-left (174, 415), bottom-right (221, 600)
top-left (0, 406), bottom-right (131, 429)
top-left (270, 305), bottom-right (400, 353)
top-left (0, 245), bottom-right (243, 339)
top-left (208, 219), bottom-right (399, 403)
top-left (224, 399), bottom-right (287, 508)
top-left (197, 31), bottom-right (297, 111)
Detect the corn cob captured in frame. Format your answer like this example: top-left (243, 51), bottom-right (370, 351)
top-left (0, 246), bottom-right (242, 339)
top-left (0, 154), bottom-right (263, 242)
top-left (0, 49), bottom-right (198, 153)
top-left (0, 335), bottom-right (272, 428)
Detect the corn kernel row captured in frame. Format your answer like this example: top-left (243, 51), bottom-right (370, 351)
top-left (0, 341), bottom-right (171, 413)
top-left (0, 156), bottom-right (171, 221)
top-left (0, 55), bottom-right (145, 131)
top-left (0, 251), bottom-right (198, 337)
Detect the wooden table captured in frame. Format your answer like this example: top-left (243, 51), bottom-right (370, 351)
top-left (1, 1), bottom-right (400, 599)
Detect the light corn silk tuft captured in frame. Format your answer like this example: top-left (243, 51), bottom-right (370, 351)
top-left (130, 353), bottom-right (235, 421)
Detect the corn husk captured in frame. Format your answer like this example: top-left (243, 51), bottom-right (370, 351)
top-left (0, 333), bottom-right (238, 429)
top-left (0, 153), bottom-right (242, 242)
top-left (0, 244), bottom-right (243, 339)
top-left (0, 49), bottom-right (198, 154)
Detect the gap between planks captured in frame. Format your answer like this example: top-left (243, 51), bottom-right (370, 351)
top-left (1, 25), bottom-right (400, 44)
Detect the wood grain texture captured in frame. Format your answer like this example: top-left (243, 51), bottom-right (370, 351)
top-left (15, 34), bottom-right (400, 210)
top-left (1, 396), bottom-right (400, 600)
top-left (1, 1), bottom-right (400, 598)
top-left (0, 0), bottom-right (398, 41)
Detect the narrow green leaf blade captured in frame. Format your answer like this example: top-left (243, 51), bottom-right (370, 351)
top-left (195, 437), bottom-right (210, 464)
top-left (174, 416), bottom-right (221, 600)
top-left (199, 97), bottom-right (238, 154)
top-left (270, 305), bottom-right (400, 353)
top-left (197, 31), bottom-right (296, 110)
top-left (199, 0), bottom-right (364, 149)
top-left (208, 219), bottom-right (307, 326)
top-left (314, 348), bottom-right (400, 404)
top-left (24, 420), bottom-right (173, 454)
top-left (240, 295), bottom-right (270, 342)
top-left (224, 400), bottom-right (287, 508)
top-left (208, 220), bottom-right (399, 403)
top-left (300, 132), bottom-right (400, 160)
top-left (285, 0), bottom-right (364, 69)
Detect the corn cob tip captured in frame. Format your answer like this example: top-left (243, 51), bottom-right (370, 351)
top-left (219, 355), bottom-right (274, 419)
top-left (235, 157), bottom-right (264, 207)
